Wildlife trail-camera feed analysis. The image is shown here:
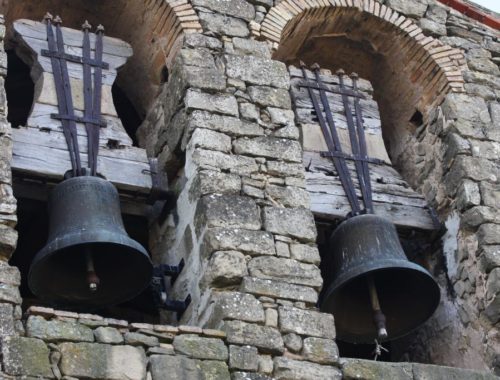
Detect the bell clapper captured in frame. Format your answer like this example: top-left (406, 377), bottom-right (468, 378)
top-left (85, 248), bottom-right (100, 292)
top-left (372, 339), bottom-right (389, 361)
top-left (367, 275), bottom-right (388, 340)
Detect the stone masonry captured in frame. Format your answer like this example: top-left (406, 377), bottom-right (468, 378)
top-left (0, 0), bottom-right (499, 379)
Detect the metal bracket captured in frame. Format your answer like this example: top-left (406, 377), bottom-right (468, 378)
top-left (146, 158), bottom-right (173, 205)
top-left (161, 294), bottom-right (192, 320)
top-left (41, 49), bottom-right (109, 69)
top-left (154, 258), bottom-right (185, 286)
top-left (320, 151), bottom-right (387, 165)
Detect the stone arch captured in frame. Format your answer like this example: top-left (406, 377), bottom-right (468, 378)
top-left (0, 0), bottom-right (202, 116)
top-left (259, 0), bottom-right (467, 182)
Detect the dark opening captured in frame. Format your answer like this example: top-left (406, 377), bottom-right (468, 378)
top-left (112, 83), bottom-right (144, 146)
top-left (409, 109), bottom-right (424, 128)
top-left (11, 194), bottom-right (160, 323)
top-left (5, 50), bottom-right (34, 128)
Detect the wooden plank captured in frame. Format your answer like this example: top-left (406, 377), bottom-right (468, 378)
top-left (11, 133), bottom-right (152, 194)
top-left (34, 72), bottom-right (117, 117)
top-left (27, 104), bottom-right (133, 147)
top-left (13, 19), bottom-right (133, 58)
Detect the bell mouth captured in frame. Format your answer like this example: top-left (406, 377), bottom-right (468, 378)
top-left (320, 263), bottom-right (441, 344)
top-left (28, 226), bottom-right (153, 309)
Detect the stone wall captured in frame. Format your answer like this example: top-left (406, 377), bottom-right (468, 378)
top-left (1, 0), bottom-right (500, 379)
top-left (0, 306), bottom-right (496, 379)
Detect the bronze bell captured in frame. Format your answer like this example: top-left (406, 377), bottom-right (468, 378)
top-left (320, 214), bottom-right (440, 343)
top-left (28, 176), bottom-right (153, 308)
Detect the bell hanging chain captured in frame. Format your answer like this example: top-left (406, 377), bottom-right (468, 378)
top-left (42, 14), bottom-right (108, 177)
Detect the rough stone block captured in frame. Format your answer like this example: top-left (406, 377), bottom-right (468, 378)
top-left (462, 206), bottom-right (500, 228)
top-left (265, 184), bottom-right (309, 208)
top-left (240, 277), bottom-right (318, 303)
top-left (248, 257), bottom-right (322, 288)
top-left (2, 336), bottom-right (54, 378)
top-left (268, 107), bottom-right (295, 125)
top-left (240, 102), bottom-right (260, 121)
top-left (204, 251), bottom-right (248, 287)
top-left (342, 359), bottom-right (412, 380)
top-left (187, 128), bottom-right (232, 153)
top-left (248, 86), bottom-right (291, 108)
top-left (188, 149), bottom-right (259, 177)
top-left (173, 334), bottom-right (228, 361)
top-left (302, 337), bottom-right (339, 365)
top-left (198, 12), bottom-right (249, 38)
top-left (185, 33), bottom-right (223, 50)
top-left (0, 283), bottom-right (21, 304)
top-left (26, 316), bottom-right (94, 342)
top-left (478, 224), bottom-right (500, 245)
top-left (232, 372), bottom-right (274, 380)
top-left (442, 94), bottom-right (491, 124)
top-left (195, 195), bottom-right (261, 234)
top-left (184, 111), bottom-right (264, 143)
top-left (480, 182), bottom-right (500, 208)
top-left (185, 89), bottom-right (238, 117)
top-left (178, 48), bottom-right (215, 68)
top-left (266, 161), bottom-right (304, 178)
top-left (456, 180), bottom-right (481, 211)
top-left (445, 156), bottom-right (499, 194)
top-left (59, 342), bottom-right (146, 380)
top-left (278, 305), bottom-right (335, 339)
top-left (229, 345), bottom-right (259, 371)
top-left (202, 227), bottom-right (276, 257)
top-left (273, 357), bottom-right (342, 380)
top-left (190, 171), bottom-right (242, 200)
top-left (412, 363), bottom-right (498, 380)
top-left (386, 0), bottom-right (427, 17)
top-left (0, 262), bottom-right (21, 286)
top-left (223, 320), bottom-right (284, 354)
top-left (150, 354), bottom-right (230, 380)
top-left (182, 65), bottom-right (227, 92)
top-left (479, 246), bottom-right (500, 273)
top-left (233, 137), bottom-right (302, 163)
top-left (94, 326), bottom-right (123, 344)
top-left (226, 55), bottom-right (289, 89)
top-left (124, 332), bottom-right (159, 347)
top-left (208, 291), bottom-right (265, 325)
top-left (192, 0), bottom-right (255, 21)
top-left (0, 225), bottom-right (17, 260)
top-left (263, 207), bottom-right (317, 242)
top-left (289, 244), bottom-right (321, 265)
top-left (0, 303), bottom-right (15, 336)
top-left (231, 38), bottom-right (271, 59)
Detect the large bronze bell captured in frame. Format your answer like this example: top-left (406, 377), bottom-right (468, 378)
top-left (321, 214), bottom-right (440, 343)
top-left (28, 176), bottom-right (153, 308)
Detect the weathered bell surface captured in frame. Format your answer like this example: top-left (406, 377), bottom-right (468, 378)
top-left (28, 176), bottom-right (153, 308)
top-left (320, 214), bottom-right (440, 343)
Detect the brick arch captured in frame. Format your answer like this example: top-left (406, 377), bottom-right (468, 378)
top-left (259, 0), bottom-right (466, 181)
top-left (0, 0), bottom-right (202, 115)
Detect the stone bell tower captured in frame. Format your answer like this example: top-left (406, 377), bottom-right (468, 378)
top-left (0, 0), bottom-right (499, 379)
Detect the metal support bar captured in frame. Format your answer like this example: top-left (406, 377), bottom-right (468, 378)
top-left (320, 151), bottom-right (386, 165)
top-left (161, 295), bottom-right (192, 320)
top-left (155, 258), bottom-right (185, 285)
top-left (146, 158), bottom-right (173, 205)
top-left (298, 80), bottom-right (365, 99)
top-left (41, 49), bottom-right (109, 69)
top-left (50, 113), bottom-right (107, 127)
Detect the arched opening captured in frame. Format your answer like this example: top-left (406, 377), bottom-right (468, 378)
top-left (262, 2), bottom-right (465, 187)
top-left (260, 1), bottom-right (466, 361)
top-left (0, 0), bottom-right (201, 124)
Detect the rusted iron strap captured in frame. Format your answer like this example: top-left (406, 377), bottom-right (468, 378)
top-left (89, 26), bottom-right (105, 176)
top-left (82, 23), bottom-right (96, 175)
top-left (54, 19), bottom-right (83, 176)
top-left (298, 80), bottom-right (365, 99)
top-left (302, 64), bottom-right (361, 215)
top-left (320, 151), bottom-right (386, 165)
top-left (50, 113), bottom-right (106, 127)
top-left (337, 70), bottom-right (374, 215)
top-left (352, 74), bottom-right (374, 214)
top-left (45, 15), bottom-right (80, 177)
top-left (41, 49), bottom-right (109, 69)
